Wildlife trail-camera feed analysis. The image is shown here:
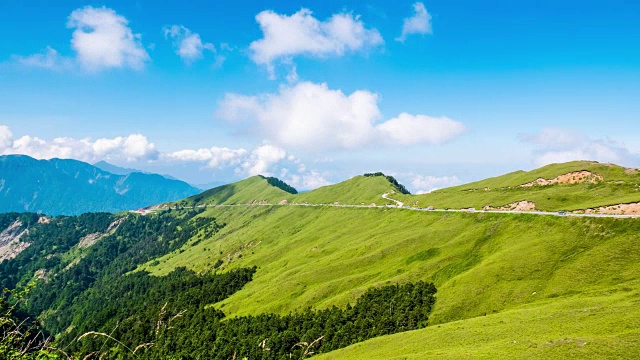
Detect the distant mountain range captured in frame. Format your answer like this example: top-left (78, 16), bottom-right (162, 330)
top-left (0, 155), bottom-right (201, 215)
top-left (93, 160), bottom-right (179, 181)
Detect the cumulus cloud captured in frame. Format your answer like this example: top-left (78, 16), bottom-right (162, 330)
top-left (377, 113), bottom-right (466, 146)
top-left (67, 6), bottom-right (149, 71)
top-left (520, 128), bottom-right (639, 166)
top-left (10, 47), bottom-right (73, 70)
top-left (286, 171), bottom-right (332, 190)
top-left (0, 125), bottom-right (334, 190)
top-left (12, 7), bottom-right (149, 71)
top-left (164, 25), bottom-right (215, 63)
top-left (397, 2), bottom-right (433, 42)
top-left (166, 147), bottom-right (247, 168)
top-left (0, 126), bottom-right (13, 150)
top-left (240, 144), bottom-right (288, 176)
top-left (410, 175), bottom-right (461, 194)
top-left (216, 81), bottom-right (465, 150)
top-left (167, 142), bottom-right (327, 188)
top-left (0, 126), bottom-right (157, 162)
top-left (250, 8), bottom-right (383, 77)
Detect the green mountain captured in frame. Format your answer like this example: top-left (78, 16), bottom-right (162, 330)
top-left (1, 161), bottom-right (639, 359)
top-left (172, 173), bottom-right (409, 208)
top-left (399, 161), bottom-right (640, 212)
top-left (0, 155), bottom-right (201, 215)
top-left (183, 175), bottom-right (296, 206)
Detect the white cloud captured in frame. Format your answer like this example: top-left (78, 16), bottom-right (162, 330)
top-left (122, 134), bottom-right (157, 160)
top-left (397, 2), bottom-right (433, 42)
top-left (286, 171), bottom-right (332, 190)
top-left (0, 125), bottom-right (341, 191)
top-left (216, 81), bottom-right (465, 150)
top-left (521, 128), bottom-right (639, 167)
top-left (11, 47), bottom-right (73, 70)
top-left (166, 143), bottom-right (288, 177)
top-left (410, 175), bottom-right (461, 194)
top-left (166, 143), bottom-right (329, 188)
top-left (167, 147), bottom-right (247, 168)
top-left (286, 64), bottom-right (299, 83)
top-left (67, 6), bottom-right (149, 71)
top-left (250, 8), bottom-right (383, 77)
top-left (164, 25), bottom-right (215, 63)
top-left (377, 113), bottom-right (466, 146)
top-left (0, 126), bottom-right (13, 150)
top-left (519, 128), bottom-right (584, 150)
top-left (0, 126), bottom-right (157, 162)
top-left (240, 144), bottom-right (287, 176)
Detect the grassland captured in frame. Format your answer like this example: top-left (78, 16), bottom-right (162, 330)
top-left (173, 174), bottom-right (403, 208)
top-left (399, 161), bottom-right (640, 211)
top-left (317, 290), bottom-right (640, 359)
top-left (177, 161), bottom-right (640, 213)
top-left (139, 204), bottom-right (640, 356)
top-left (137, 161), bottom-right (640, 358)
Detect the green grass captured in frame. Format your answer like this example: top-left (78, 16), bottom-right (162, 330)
top-left (141, 206), bottom-right (640, 325)
top-left (447, 161), bottom-right (638, 189)
top-left (137, 161), bottom-right (640, 358)
top-left (317, 289), bottom-right (640, 359)
top-left (398, 161), bottom-right (640, 211)
top-left (182, 176), bottom-right (292, 205)
top-left (174, 174), bottom-right (401, 207)
top-left (179, 161), bottom-right (640, 212)
top-left (294, 175), bottom-right (399, 205)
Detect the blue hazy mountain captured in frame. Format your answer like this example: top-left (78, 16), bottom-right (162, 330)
top-left (0, 155), bottom-right (201, 215)
top-left (93, 160), bottom-right (179, 181)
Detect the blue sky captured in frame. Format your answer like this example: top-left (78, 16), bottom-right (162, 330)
top-left (1, 0), bottom-right (639, 191)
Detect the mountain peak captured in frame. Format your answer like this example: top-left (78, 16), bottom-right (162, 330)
top-left (0, 154), bottom-right (200, 215)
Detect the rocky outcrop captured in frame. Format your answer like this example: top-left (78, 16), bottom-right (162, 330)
top-left (77, 217), bottom-right (125, 249)
top-left (520, 171), bottom-right (603, 187)
top-left (484, 201), bottom-right (536, 212)
top-left (583, 202), bottom-right (640, 215)
top-left (0, 220), bottom-right (30, 262)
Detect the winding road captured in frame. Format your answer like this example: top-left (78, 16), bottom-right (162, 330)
top-left (150, 194), bottom-right (640, 220)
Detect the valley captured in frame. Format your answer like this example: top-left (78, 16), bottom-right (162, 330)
top-left (1, 161), bottom-right (640, 359)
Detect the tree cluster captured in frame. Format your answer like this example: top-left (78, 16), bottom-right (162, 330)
top-left (263, 176), bottom-right (299, 194)
top-left (363, 173), bottom-right (411, 195)
top-left (85, 281), bottom-right (436, 359)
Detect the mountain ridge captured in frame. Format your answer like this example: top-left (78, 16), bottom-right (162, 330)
top-left (2, 159), bottom-right (640, 358)
top-left (0, 155), bottom-right (201, 215)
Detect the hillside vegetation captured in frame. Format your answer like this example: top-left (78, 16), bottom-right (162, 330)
top-left (318, 290), bottom-right (640, 359)
top-left (174, 173), bottom-right (406, 208)
top-left (399, 161), bottom-right (640, 211)
top-left (175, 160), bottom-right (640, 213)
top-left (2, 160), bottom-right (640, 358)
top-left (138, 203), bottom-right (640, 358)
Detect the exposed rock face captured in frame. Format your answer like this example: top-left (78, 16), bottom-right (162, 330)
top-left (0, 220), bottom-right (30, 262)
top-left (77, 217), bottom-right (125, 249)
top-left (520, 171), bottom-right (603, 187)
top-left (77, 233), bottom-right (103, 249)
top-left (583, 202), bottom-right (640, 215)
top-left (484, 201), bottom-right (537, 212)
top-left (37, 216), bottom-right (51, 224)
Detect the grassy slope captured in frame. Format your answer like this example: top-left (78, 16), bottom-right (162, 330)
top-left (398, 161), bottom-right (640, 211)
top-left (317, 290), bottom-right (640, 359)
top-left (177, 174), bottom-right (400, 207)
top-left (137, 162), bottom-right (640, 358)
top-left (180, 176), bottom-right (293, 205)
top-left (294, 175), bottom-right (398, 205)
top-left (142, 206), bottom-right (640, 337)
top-left (181, 161), bottom-right (640, 212)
